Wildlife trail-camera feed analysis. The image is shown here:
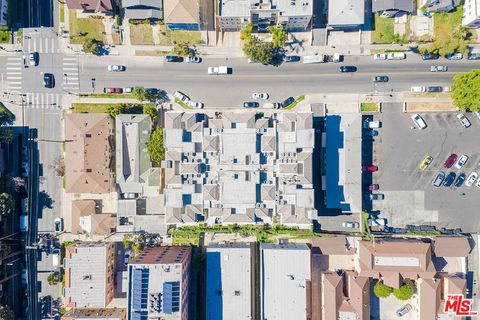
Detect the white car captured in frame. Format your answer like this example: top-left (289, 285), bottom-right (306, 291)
top-left (476, 179), bottom-right (480, 188)
top-left (185, 56), bottom-right (201, 63)
top-left (465, 172), bottom-right (478, 187)
top-left (456, 113), bottom-right (471, 128)
top-left (52, 248), bottom-right (60, 269)
top-left (124, 87), bottom-right (133, 93)
top-left (188, 100), bottom-right (204, 109)
top-left (411, 114), bottom-right (427, 129)
top-left (410, 86), bottom-right (426, 93)
top-left (174, 91), bottom-right (190, 104)
top-left (107, 65), bottom-right (126, 72)
top-left (454, 154), bottom-right (469, 169)
top-left (252, 93), bottom-right (269, 100)
top-left (342, 221), bottom-right (359, 229)
top-left (54, 218), bottom-right (63, 232)
top-left (373, 53), bottom-right (387, 60)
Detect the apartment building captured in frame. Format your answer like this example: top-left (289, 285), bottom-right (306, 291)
top-left (63, 308), bottom-right (126, 320)
top-left (463, 0), bottom-right (480, 27)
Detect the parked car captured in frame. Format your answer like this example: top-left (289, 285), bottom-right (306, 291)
top-left (363, 121), bottom-right (381, 129)
top-left (446, 52), bottom-right (463, 60)
top-left (454, 173), bottom-right (466, 188)
top-left (368, 184), bottom-right (379, 190)
top-left (457, 113), bottom-right (471, 128)
top-left (185, 56), bottom-right (201, 63)
top-left (443, 172), bottom-right (456, 187)
top-left (52, 248), bottom-right (60, 269)
top-left (425, 86), bottom-right (443, 93)
top-left (419, 155), bottom-right (433, 170)
top-left (433, 171), bottom-right (446, 187)
top-left (387, 52), bottom-right (406, 60)
top-left (29, 52), bottom-right (39, 66)
top-left (54, 218), bottom-right (63, 232)
top-left (104, 87), bottom-right (122, 93)
top-left (467, 53), bottom-right (480, 60)
top-left (174, 91), bottom-right (190, 104)
top-left (430, 65), bottom-right (447, 72)
top-left (107, 65), bottom-right (125, 72)
top-left (368, 218), bottom-right (386, 226)
top-left (339, 66), bottom-right (357, 72)
top-left (361, 165), bottom-right (378, 172)
top-left (146, 88), bottom-right (159, 95)
top-left (396, 304), bottom-right (412, 317)
top-left (263, 102), bottom-right (281, 109)
top-left (422, 53), bottom-right (439, 60)
top-left (411, 113), bottom-right (427, 129)
top-left (373, 76), bottom-right (389, 82)
top-left (342, 221), bottom-right (359, 229)
top-left (466, 172), bottom-right (478, 187)
top-left (124, 249), bottom-right (131, 267)
top-left (373, 53), bottom-right (387, 60)
top-left (281, 97), bottom-right (295, 108)
top-left (252, 93), bottom-right (269, 100)
top-left (243, 102), bottom-right (259, 108)
top-left (476, 178), bottom-right (480, 188)
top-left (443, 154), bottom-right (458, 168)
top-left (365, 130), bottom-right (378, 137)
top-left (165, 55), bottom-right (183, 62)
top-left (410, 86), bottom-right (426, 93)
top-left (453, 154), bottom-right (468, 169)
top-left (124, 87), bottom-right (133, 93)
top-left (367, 193), bottom-right (385, 200)
top-left (43, 73), bottom-right (54, 88)
top-left (283, 55), bottom-right (301, 62)
top-left (187, 100), bottom-right (204, 109)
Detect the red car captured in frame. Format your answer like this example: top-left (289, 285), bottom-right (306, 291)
top-left (362, 165), bottom-right (378, 172)
top-left (443, 153), bottom-right (457, 169)
top-left (104, 87), bottom-right (123, 94)
top-left (368, 184), bottom-right (379, 190)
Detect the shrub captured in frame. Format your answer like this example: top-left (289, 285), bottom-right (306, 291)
top-left (393, 281), bottom-right (414, 300)
top-left (147, 128), bottom-right (164, 166)
top-left (143, 104), bottom-right (158, 121)
top-left (374, 281), bottom-right (392, 298)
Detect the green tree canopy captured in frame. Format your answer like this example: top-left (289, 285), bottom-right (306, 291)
top-left (171, 43), bottom-right (191, 57)
top-left (82, 38), bottom-right (102, 54)
top-left (452, 70), bottom-right (480, 111)
top-left (47, 272), bottom-right (60, 285)
top-left (147, 128), bottom-right (164, 167)
top-left (0, 304), bottom-right (14, 320)
top-left (393, 281), bottom-right (414, 301)
top-left (106, 104), bottom-right (126, 118)
top-left (0, 127), bottom-right (14, 143)
top-left (133, 86), bottom-right (147, 101)
top-left (374, 281), bottom-right (392, 298)
top-left (240, 22), bottom-right (253, 41)
top-left (0, 193), bottom-right (14, 216)
top-left (143, 104), bottom-right (158, 121)
top-left (243, 36), bottom-right (275, 65)
top-left (268, 26), bottom-right (287, 48)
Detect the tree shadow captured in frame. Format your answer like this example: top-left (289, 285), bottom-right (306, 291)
top-left (38, 191), bottom-right (54, 210)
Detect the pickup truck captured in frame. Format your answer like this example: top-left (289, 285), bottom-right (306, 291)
top-left (208, 66), bottom-right (229, 75)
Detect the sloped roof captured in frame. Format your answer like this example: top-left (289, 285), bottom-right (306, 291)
top-left (312, 236), bottom-right (356, 255)
top-left (328, 0), bottom-right (364, 26)
top-left (66, 0), bottom-right (112, 12)
top-left (419, 278), bottom-right (441, 320)
top-left (322, 272), bottom-right (343, 320)
top-left (164, 0), bottom-right (199, 24)
top-left (372, 0), bottom-right (414, 13)
top-left (434, 237), bottom-right (471, 257)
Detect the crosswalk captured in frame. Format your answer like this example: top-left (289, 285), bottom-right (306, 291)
top-left (24, 93), bottom-right (61, 110)
top-left (24, 36), bottom-right (60, 54)
top-left (5, 56), bottom-right (23, 91)
top-left (62, 56), bottom-right (79, 93)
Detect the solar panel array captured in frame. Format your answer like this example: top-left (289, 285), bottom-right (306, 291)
top-left (131, 268), bottom-right (150, 320)
top-left (163, 281), bottom-right (181, 314)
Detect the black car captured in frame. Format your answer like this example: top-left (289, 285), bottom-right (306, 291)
top-left (373, 76), bottom-right (389, 82)
top-left (146, 88), bottom-right (159, 95)
top-left (281, 97), bottom-right (295, 108)
top-left (43, 73), bottom-right (54, 88)
top-left (422, 53), bottom-right (440, 60)
top-left (425, 86), bottom-right (443, 93)
top-left (365, 130), bottom-right (378, 137)
top-left (454, 173), bottom-right (466, 188)
top-left (468, 53), bottom-right (480, 60)
top-left (443, 172), bottom-right (456, 187)
top-left (243, 102), bottom-right (259, 108)
top-left (340, 66), bottom-right (357, 73)
top-left (165, 55), bottom-right (183, 62)
top-left (283, 55), bottom-right (301, 62)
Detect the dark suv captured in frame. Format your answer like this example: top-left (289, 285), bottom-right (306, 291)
top-left (43, 73), bottom-right (54, 88)
top-left (339, 66), bottom-right (357, 72)
top-left (422, 53), bottom-right (439, 60)
top-left (281, 97), bottom-right (295, 108)
top-left (165, 55), bottom-right (183, 62)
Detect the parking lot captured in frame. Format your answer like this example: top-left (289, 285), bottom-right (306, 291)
top-left (369, 103), bottom-right (480, 232)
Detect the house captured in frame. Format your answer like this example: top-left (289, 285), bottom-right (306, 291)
top-left (206, 243), bottom-right (254, 320)
top-left (372, 0), bottom-right (414, 17)
top-left (463, 0), bottom-right (480, 27)
top-left (122, 0), bottom-right (163, 19)
top-left (63, 242), bottom-right (116, 308)
top-left (64, 114), bottom-right (114, 194)
top-left (164, 0), bottom-right (200, 30)
top-left (66, 0), bottom-right (113, 14)
top-left (421, 0), bottom-right (461, 13)
top-left (127, 246), bottom-right (192, 320)
top-left (62, 308), bottom-right (126, 320)
top-left (71, 200), bottom-right (116, 236)
top-left (328, 0), bottom-right (364, 28)
top-left (218, 0), bottom-right (313, 32)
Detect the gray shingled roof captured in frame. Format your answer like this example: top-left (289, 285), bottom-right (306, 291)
top-left (328, 0), bottom-right (364, 26)
top-left (372, 0), bottom-right (414, 13)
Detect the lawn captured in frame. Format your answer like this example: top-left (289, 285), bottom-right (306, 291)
top-left (60, 3), bottom-right (65, 24)
top-left (371, 13), bottom-right (395, 44)
top-left (79, 93), bottom-right (136, 99)
top-left (158, 24), bottom-right (202, 45)
top-left (175, 98), bottom-right (190, 109)
top-left (69, 10), bottom-right (105, 44)
top-left (130, 24), bottom-right (154, 45)
top-left (284, 95), bottom-right (305, 110)
top-left (434, 8), bottom-right (463, 39)
top-left (361, 102), bottom-right (379, 112)
top-left (72, 103), bottom-right (115, 113)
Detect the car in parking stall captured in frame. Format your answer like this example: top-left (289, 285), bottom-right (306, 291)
top-left (466, 172), bottom-right (478, 187)
top-left (366, 194), bottom-right (385, 200)
top-left (433, 171), bottom-right (446, 187)
top-left (365, 130), bottom-right (379, 137)
top-left (104, 87), bottom-right (122, 93)
top-left (362, 165), bottom-right (378, 172)
top-left (187, 100), bottom-right (204, 109)
top-left (443, 172), bottom-right (456, 187)
top-left (419, 155), bottom-right (433, 170)
top-left (411, 114), bottom-right (427, 129)
top-left (454, 173), bottom-right (466, 188)
top-left (373, 53), bottom-right (387, 60)
top-left (284, 55), bottom-right (301, 62)
top-left (446, 52), bottom-right (463, 60)
top-left (368, 184), bottom-right (379, 190)
top-left (457, 113), bottom-right (471, 128)
top-left (454, 154), bottom-right (468, 169)
top-left (425, 86), bottom-right (443, 93)
top-left (281, 97), bottom-right (295, 108)
top-left (396, 304), bottom-right (412, 317)
top-left (468, 53), bottom-right (480, 60)
top-left (243, 102), bottom-right (259, 108)
top-left (342, 221), bottom-right (359, 229)
top-left (430, 65), bottom-right (447, 72)
top-left (174, 91), bottom-right (190, 104)
top-left (422, 53), bottom-right (440, 60)
top-left (443, 154), bottom-right (457, 169)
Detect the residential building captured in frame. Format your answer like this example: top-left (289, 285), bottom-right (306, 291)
top-left (421, 0), bottom-right (460, 12)
top-left (65, 114), bottom-right (114, 194)
top-left (164, 0), bottom-right (200, 30)
top-left (463, 0), bottom-right (480, 27)
top-left (260, 243), bottom-right (311, 320)
top-left (206, 243), bottom-right (254, 320)
top-left (0, 0), bottom-right (8, 26)
top-left (63, 308), bottom-right (126, 320)
top-left (372, 0), bottom-right (414, 17)
top-left (163, 111), bottom-right (316, 228)
top-left (218, 0), bottom-right (313, 32)
top-left (71, 200), bottom-right (116, 236)
top-left (122, 0), bottom-right (163, 19)
top-left (63, 242), bottom-right (116, 308)
top-left (127, 246), bottom-right (192, 320)
top-left (328, 0), bottom-right (364, 28)
top-left (66, 0), bottom-right (113, 14)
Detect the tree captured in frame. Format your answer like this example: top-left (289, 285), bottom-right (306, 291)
top-left (452, 70), bottom-right (480, 111)
top-left (143, 104), bottom-right (158, 121)
top-left (147, 128), bottom-right (164, 166)
top-left (240, 22), bottom-right (253, 41)
top-left (0, 243), bottom-right (11, 258)
top-left (0, 193), bottom-right (14, 216)
top-left (171, 43), bottom-right (191, 57)
top-left (374, 281), bottom-right (392, 298)
top-left (47, 272), bottom-right (60, 285)
top-left (133, 86), bottom-right (147, 101)
top-left (393, 281), bottom-right (414, 300)
top-left (0, 304), bottom-right (14, 320)
top-left (82, 38), bottom-right (102, 54)
top-left (106, 104), bottom-right (126, 118)
top-left (0, 127), bottom-right (14, 143)
top-left (268, 26), bottom-right (287, 48)
top-left (243, 36), bottom-right (274, 65)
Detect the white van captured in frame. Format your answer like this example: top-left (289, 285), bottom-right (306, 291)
top-left (387, 52), bottom-right (406, 60)
top-left (20, 215), bottom-right (28, 232)
top-left (52, 249), bottom-right (60, 269)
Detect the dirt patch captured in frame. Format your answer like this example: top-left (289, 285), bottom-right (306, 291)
top-left (135, 50), bottom-right (169, 56)
top-left (130, 24), bottom-right (154, 45)
top-left (406, 102), bottom-right (457, 112)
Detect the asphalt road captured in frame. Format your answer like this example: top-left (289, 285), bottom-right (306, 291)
top-left (74, 54), bottom-right (479, 108)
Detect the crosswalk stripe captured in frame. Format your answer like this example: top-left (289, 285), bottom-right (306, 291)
top-left (51, 38), bottom-right (55, 53)
top-left (33, 40), bottom-right (37, 52)
top-left (7, 71), bottom-right (21, 74)
top-left (45, 38), bottom-right (49, 53)
top-left (27, 41), bottom-right (32, 52)
top-left (6, 67), bottom-right (21, 70)
top-left (7, 77), bottom-right (22, 80)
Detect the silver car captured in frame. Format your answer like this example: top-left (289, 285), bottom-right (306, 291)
top-left (456, 113), bottom-right (471, 128)
top-left (396, 304), bottom-right (412, 317)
